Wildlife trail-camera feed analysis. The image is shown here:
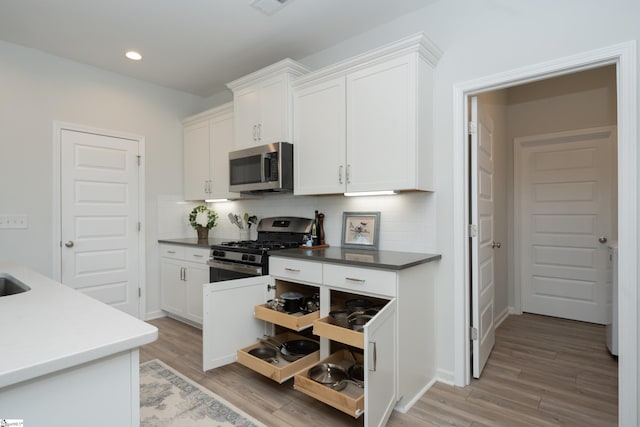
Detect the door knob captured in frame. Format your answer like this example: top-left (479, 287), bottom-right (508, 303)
top-left (65, 241), bottom-right (74, 248)
top-left (598, 236), bottom-right (608, 244)
top-left (491, 241), bottom-right (501, 249)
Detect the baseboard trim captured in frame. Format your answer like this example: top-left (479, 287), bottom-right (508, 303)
top-left (394, 377), bottom-right (438, 413)
top-left (495, 306), bottom-right (510, 328)
top-left (436, 368), bottom-right (455, 385)
top-left (145, 310), bottom-right (166, 321)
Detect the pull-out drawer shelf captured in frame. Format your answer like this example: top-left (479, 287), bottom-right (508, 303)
top-left (254, 304), bottom-right (319, 331)
top-left (294, 349), bottom-right (364, 418)
top-left (237, 332), bottom-right (320, 384)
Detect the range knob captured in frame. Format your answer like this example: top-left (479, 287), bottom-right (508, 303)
top-left (248, 255), bottom-right (256, 262)
top-left (241, 254), bottom-right (249, 261)
top-left (213, 250), bottom-right (225, 257)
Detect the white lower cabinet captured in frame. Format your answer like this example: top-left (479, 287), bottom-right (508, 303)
top-left (202, 256), bottom-right (434, 427)
top-left (160, 245), bottom-right (210, 325)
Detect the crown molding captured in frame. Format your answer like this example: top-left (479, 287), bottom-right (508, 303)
top-left (226, 58), bottom-right (311, 91)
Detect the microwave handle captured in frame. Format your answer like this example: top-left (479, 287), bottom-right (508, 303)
top-left (261, 154), bottom-right (267, 182)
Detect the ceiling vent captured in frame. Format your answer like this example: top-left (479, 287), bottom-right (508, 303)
top-left (250, 0), bottom-right (293, 16)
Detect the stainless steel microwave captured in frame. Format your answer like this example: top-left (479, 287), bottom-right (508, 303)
top-left (229, 142), bottom-right (293, 193)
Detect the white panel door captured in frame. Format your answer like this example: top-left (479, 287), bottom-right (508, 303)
top-left (470, 96), bottom-right (496, 378)
top-left (518, 127), bottom-right (614, 324)
top-left (61, 129), bottom-right (140, 317)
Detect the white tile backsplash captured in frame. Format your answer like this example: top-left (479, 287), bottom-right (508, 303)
top-left (203, 192), bottom-right (436, 253)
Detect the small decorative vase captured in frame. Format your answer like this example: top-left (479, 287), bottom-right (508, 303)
top-left (196, 227), bottom-right (209, 240)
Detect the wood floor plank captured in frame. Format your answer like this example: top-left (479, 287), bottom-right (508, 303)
top-left (140, 313), bottom-right (618, 426)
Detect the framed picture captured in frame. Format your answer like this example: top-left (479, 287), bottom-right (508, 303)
top-left (341, 211), bottom-right (380, 250)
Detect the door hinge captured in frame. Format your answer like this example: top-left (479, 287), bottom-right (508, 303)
top-left (470, 327), bottom-right (478, 340)
top-left (468, 224), bottom-right (477, 238)
top-left (136, 155), bottom-right (141, 166)
top-left (468, 121), bottom-right (477, 135)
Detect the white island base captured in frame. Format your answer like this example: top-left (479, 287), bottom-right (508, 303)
top-left (0, 350), bottom-right (140, 426)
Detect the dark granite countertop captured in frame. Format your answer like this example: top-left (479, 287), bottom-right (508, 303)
top-left (158, 238), bottom-right (441, 270)
top-left (271, 246), bottom-right (441, 271)
top-left (158, 237), bottom-right (228, 248)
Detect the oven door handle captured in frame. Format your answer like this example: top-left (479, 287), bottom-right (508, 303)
top-left (208, 259), bottom-right (262, 276)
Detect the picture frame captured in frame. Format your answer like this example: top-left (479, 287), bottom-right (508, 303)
top-left (341, 211), bottom-right (380, 250)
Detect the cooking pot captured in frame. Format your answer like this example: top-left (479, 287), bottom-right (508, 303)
top-left (280, 292), bottom-right (305, 313)
top-left (349, 314), bottom-right (373, 331)
top-left (328, 309), bottom-right (350, 328)
top-left (345, 298), bottom-right (372, 314)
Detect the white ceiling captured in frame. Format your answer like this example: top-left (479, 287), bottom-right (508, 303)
top-left (0, 0), bottom-right (435, 97)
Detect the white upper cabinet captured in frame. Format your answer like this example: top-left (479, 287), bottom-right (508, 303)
top-left (227, 59), bottom-right (310, 149)
top-left (293, 33), bottom-right (442, 195)
top-left (183, 103), bottom-right (240, 201)
top-left (293, 76), bottom-right (346, 195)
top-left (183, 120), bottom-right (211, 200)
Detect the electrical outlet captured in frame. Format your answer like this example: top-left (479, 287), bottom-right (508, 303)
top-left (0, 214), bottom-right (28, 229)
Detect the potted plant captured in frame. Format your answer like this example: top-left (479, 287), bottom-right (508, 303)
top-left (189, 205), bottom-right (218, 240)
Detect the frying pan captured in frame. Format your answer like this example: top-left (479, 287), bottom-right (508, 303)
top-left (307, 363), bottom-right (363, 390)
top-left (258, 338), bottom-right (319, 362)
top-left (280, 339), bottom-right (319, 356)
top-left (248, 346), bottom-right (279, 364)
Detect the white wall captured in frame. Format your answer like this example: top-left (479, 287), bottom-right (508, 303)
top-left (297, 0), bottom-right (639, 386)
top-left (0, 41), bottom-right (204, 316)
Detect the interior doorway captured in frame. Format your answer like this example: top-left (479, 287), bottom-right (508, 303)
top-left (468, 66), bottom-right (618, 379)
top-left (453, 41), bottom-right (637, 424)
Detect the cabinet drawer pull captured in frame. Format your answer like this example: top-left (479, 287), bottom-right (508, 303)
top-left (345, 277), bottom-right (365, 283)
top-left (369, 341), bottom-right (377, 372)
top-left (192, 254), bottom-right (204, 258)
top-left (284, 267), bottom-right (300, 272)
top-left (167, 250), bottom-right (176, 254)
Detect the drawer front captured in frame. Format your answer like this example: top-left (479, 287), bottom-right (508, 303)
top-left (269, 257), bottom-right (322, 283)
top-left (184, 247), bottom-right (210, 264)
top-left (160, 245), bottom-right (185, 259)
top-left (323, 264), bottom-right (397, 297)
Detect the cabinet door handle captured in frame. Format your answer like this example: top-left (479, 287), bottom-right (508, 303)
top-left (346, 164), bottom-right (351, 184)
top-left (368, 341), bottom-right (377, 371)
top-left (345, 277), bottom-right (365, 283)
top-left (252, 125), bottom-right (256, 141)
top-left (284, 267), bottom-right (300, 272)
top-left (182, 267), bottom-right (187, 282)
top-left (257, 123), bottom-right (262, 141)
top-left (339, 165), bottom-right (343, 184)
top-left (179, 267), bottom-right (184, 281)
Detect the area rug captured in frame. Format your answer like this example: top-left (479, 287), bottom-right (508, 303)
top-left (140, 359), bottom-right (267, 427)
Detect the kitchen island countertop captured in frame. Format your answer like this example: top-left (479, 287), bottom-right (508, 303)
top-left (272, 246), bottom-right (441, 270)
top-left (0, 262), bottom-right (157, 388)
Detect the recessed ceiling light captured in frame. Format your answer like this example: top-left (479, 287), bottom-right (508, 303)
top-left (125, 51), bottom-right (142, 61)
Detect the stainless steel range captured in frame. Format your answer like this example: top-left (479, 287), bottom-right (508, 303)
top-left (208, 216), bottom-right (312, 282)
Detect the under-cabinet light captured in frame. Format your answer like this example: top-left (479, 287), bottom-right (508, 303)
top-left (205, 199), bottom-right (230, 203)
top-left (344, 190), bottom-right (397, 197)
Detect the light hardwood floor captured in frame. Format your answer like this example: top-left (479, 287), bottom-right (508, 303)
top-left (140, 313), bottom-right (618, 426)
